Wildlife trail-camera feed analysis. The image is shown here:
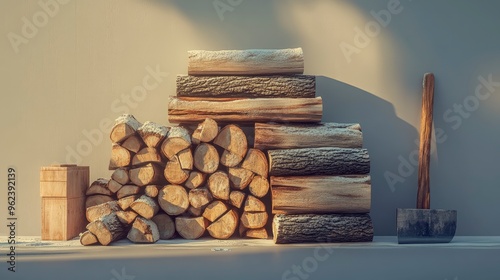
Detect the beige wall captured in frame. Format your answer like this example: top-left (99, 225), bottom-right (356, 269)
top-left (1, 0), bottom-right (500, 236)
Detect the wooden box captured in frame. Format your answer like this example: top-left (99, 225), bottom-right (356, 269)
top-left (40, 164), bottom-right (89, 240)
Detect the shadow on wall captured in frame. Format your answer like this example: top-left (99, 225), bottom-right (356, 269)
top-left (318, 76), bottom-right (419, 235)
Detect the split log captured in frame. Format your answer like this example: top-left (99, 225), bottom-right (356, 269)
top-left (86, 195), bottom-right (114, 208)
top-left (213, 125), bottom-right (248, 166)
top-left (107, 179), bottom-right (123, 194)
top-left (161, 126), bottom-right (191, 160)
top-left (175, 216), bottom-right (208, 240)
top-left (184, 171), bottom-right (206, 189)
top-left (127, 217), bottom-right (160, 243)
top-left (241, 212), bottom-right (268, 229)
top-left (115, 210), bottom-right (138, 225)
top-left (121, 134), bottom-right (145, 153)
top-left (207, 209), bottom-right (238, 239)
top-left (188, 188), bottom-right (213, 209)
top-left (241, 149), bottom-right (268, 178)
top-left (177, 148), bottom-right (194, 170)
top-left (220, 150), bottom-right (243, 168)
top-left (132, 147), bottom-right (163, 166)
top-left (239, 223), bottom-right (248, 237)
top-left (272, 214), bottom-right (374, 244)
top-left (191, 118), bottom-right (219, 144)
top-left (86, 178), bottom-right (112, 196)
top-left (130, 195), bottom-right (160, 219)
top-left (137, 121), bottom-right (169, 148)
top-left (245, 228), bottom-right (269, 239)
top-left (79, 230), bottom-right (99, 246)
top-left (111, 168), bottom-right (130, 185)
top-left (248, 175), bottom-right (269, 198)
top-left (254, 122), bottom-right (363, 150)
top-left (229, 191), bottom-right (246, 208)
top-left (110, 114), bottom-right (141, 143)
top-left (116, 185), bottom-right (141, 200)
top-left (187, 48), bottom-right (304, 75)
top-left (86, 213), bottom-right (127, 246)
top-left (117, 194), bottom-right (141, 210)
top-left (244, 195), bottom-right (266, 212)
top-left (86, 200), bottom-right (119, 223)
top-left (202, 200), bottom-right (228, 222)
top-left (109, 144), bottom-right (132, 170)
top-left (144, 185), bottom-right (160, 198)
top-left (177, 75), bottom-right (315, 98)
top-left (207, 171), bottom-right (230, 200)
top-left (268, 147), bottom-right (370, 176)
top-left (164, 156), bottom-right (189, 184)
top-left (187, 206), bottom-right (204, 217)
top-left (129, 163), bottom-right (164, 186)
top-left (271, 175), bottom-right (371, 214)
top-left (228, 167), bottom-right (254, 190)
top-left (168, 97), bottom-right (323, 124)
top-left (193, 143), bottom-right (219, 174)
top-left (158, 185), bottom-right (189, 215)
top-left (152, 214), bottom-right (175, 240)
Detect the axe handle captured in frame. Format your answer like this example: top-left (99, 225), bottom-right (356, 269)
top-left (417, 73), bottom-right (434, 209)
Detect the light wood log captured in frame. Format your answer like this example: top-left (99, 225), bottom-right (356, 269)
top-left (188, 188), bottom-right (213, 209)
top-left (191, 118), bottom-right (219, 145)
top-left (228, 167), bottom-right (254, 190)
top-left (111, 167), bottom-right (129, 185)
top-left (132, 147), bottom-right (163, 166)
top-left (187, 48), bottom-right (304, 75)
top-left (175, 216), bottom-right (208, 240)
top-left (129, 163), bottom-right (165, 186)
top-left (161, 126), bottom-right (191, 160)
top-left (272, 214), bottom-right (374, 244)
top-left (239, 223), bottom-right (247, 237)
top-left (241, 212), bottom-right (268, 229)
top-left (109, 144), bottom-right (132, 170)
top-left (127, 217), bottom-right (160, 243)
top-left (86, 178), bottom-right (112, 196)
top-left (107, 179), bottom-right (123, 194)
top-left (164, 156), bottom-right (189, 184)
top-left (213, 124), bottom-right (248, 165)
top-left (254, 122), bottom-right (363, 150)
top-left (110, 114), bottom-right (141, 143)
top-left (144, 185), bottom-right (160, 198)
top-left (207, 171), bottom-right (230, 200)
top-left (158, 185), bottom-right (189, 215)
top-left (130, 195), bottom-right (160, 219)
top-left (115, 210), bottom-right (138, 225)
top-left (117, 194), bottom-right (140, 210)
top-left (241, 149), bottom-right (268, 178)
top-left (80, 230), bottom-right (99, 246)
top-left (202, 200), bottom-right (228, 222)
top-left (245, 228), bottom-right (269, 239)
top-left (206, 209), bottom-right (238, 239)
top-left (86, 195), bottom-right (114, 209)
top-left (86, 212), bottom-right (127, 246)
top-left (244, 195), bottom-right (266, 212)
top-left (137, 121), bottom-right (169, 148)
top-left (249, 175), bottom-right (270, 198)
top-left (187, 206), bottom-right (204, 217)
top-left (116, 185), bottom-right (141, 200)
top-left (177, 148), bottom-right (194, 170)
top-left (86, 200), bottom-right (119, 223)
top-left (271, 175), bottom-right (371, 214)
top-left (268, 147), bottom-right (370, 176)
top-left (152, 214), bottom-right (175, 240)
top-left (168, 97), bottom-right (323, 124)
top-left (193, 143), bottom-right (219, 174)
top-left (177, 75), bottom-right (315, 98)
top-left (220, 150), bottom-right (243, 167)
top-left (229, 191), bottom-right (246, 208)
top-left (184, 171), bottom-right (206, 189)
top-left (121, 134), bottom-right (145, 154)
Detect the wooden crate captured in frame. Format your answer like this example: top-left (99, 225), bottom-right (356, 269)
top-left (40, 164), bottom-right (89, 240)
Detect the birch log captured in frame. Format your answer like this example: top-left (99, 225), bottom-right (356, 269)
top-left (168, 97), bottom-right (322, 124)
top-left (254, 123), bottom-right (363, 150)
top-left (271, 175), bottom-right (371, 214)
top-left (176, 75), bottom-right (315, 98)
top-left (268, 147), bottom-right (370, 176)
top-left (273, 214), bottom-right (374, 244)
top-left (187, 48), bottom-right (304, 75)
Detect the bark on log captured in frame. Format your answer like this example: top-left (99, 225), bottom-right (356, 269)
top-left (268, 147), bottom-right (370, 176)
top-left (193, 143), bottom-right (219, 174)
top-left (111, 168), bottom-right (130, 185)
top-left (188, 188), bottom-right (213, 209)
top-left (117, 194), bottom-right (141, 210)
top-left (121, 134), bottom-right (145, 154)
top-left (132, 147), bottom-right (163, 166)
top-left (207, 171), bottom-right (230, 200)
top-left (164, 156), bottom-right (190, 185)
top-left (228, 167), bottom-right (254, 190)
top-left (137, 121), bottom-right (169, 148)
top-left (249, 175), bottom-right (270, 198)
top-left (213, 124), bottom-right (248, 164)
top-left (130, 195), bottom-right (160, 219)
top-left (191, 118), bottom-right (219, 145)
top-left (229, 191), bottom-right (246, 208)
top-left (168, 97), bottom-right (323, 124)
top-left (152, 214), bottom-right (175, 240)
top-left (86, 213), bottom-right (127, 246)
top-left (187, 48), bottom-right (304, 75)
top-left (161, 126), bottom-right (191, 160)
top-left (158, 185), bottom-right (189, 215)
top-left (116, 185), bottom-right (141, 200)
top-left (241, 212), bottom-right (268, 229)
top-left (79, 230), bottom-right (99, 246)
top-left (86, 195), bottom-right (114, 209)
top-left (184, 171), bottom-right (206, 189)
top-left (86, 200), bottom-right (119, 223)
top-left (272, 214), bottom-right (374, 244)
top-left (244, 195), bottom-right (266, 212)
top-left (245, 228), bottom-right (269, 239)
top-left (127, 217), bottom-right (160, 243)
top-left (207, 209), bottom-right (239, 239)
top-left (115, 210), bottom-right (138, 225)
top-left (129, 163), bottom-right (165, 186)
top-left (242, 149), bottom-right (268, 178)
top-left (86, 178), bottom-right (112, 196)
top-left (254, 122), bottom-right (363, 150)
top-left (271, 175), bottom-right (371, 214)
top-left (175, 216), bottom-right (208, 240)
top-left (110, 114), bottom-right (141, 143)
top-left (202, 200), bottom-right (228, 222)
top-left (109, 144), bottom-right (132, 170)
top-left (177, 75), bottom-right (315, 98)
